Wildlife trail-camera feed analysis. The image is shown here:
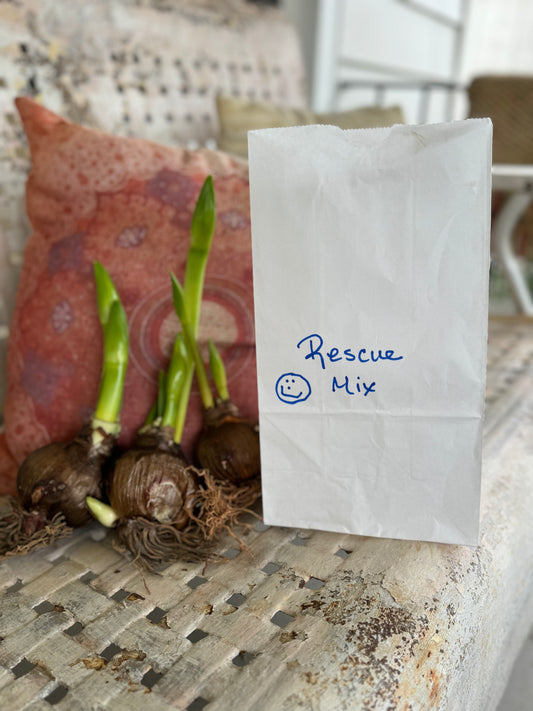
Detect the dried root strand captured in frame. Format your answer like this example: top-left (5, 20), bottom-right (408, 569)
top-left (114, 516), bottom-right (217, 572)
top-left (0, 496), bottom-right (72, 558)
top-left (193, 471), bottom-right (262, 542)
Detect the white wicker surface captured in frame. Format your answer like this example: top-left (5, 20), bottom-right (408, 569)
top-left (0, 316), bottom-right (532, 711)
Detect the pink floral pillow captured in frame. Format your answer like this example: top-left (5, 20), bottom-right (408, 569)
top-left (1, 98), bottom-right (256, 494)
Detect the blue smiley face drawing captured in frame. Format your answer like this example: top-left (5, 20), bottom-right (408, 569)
top-left (275, 372), bottom-right (311, 404)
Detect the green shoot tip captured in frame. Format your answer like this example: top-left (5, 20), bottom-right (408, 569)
top-left (208, 339), bottom-right (229, 401)
top-left (93, 262), bottom-right (120, 326)
top-left (170, 272), bottom-right (188, 324)
top-left (191, 175), bottom-right (216, 250)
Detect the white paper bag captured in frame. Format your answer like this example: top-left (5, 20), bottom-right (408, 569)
top-left (248, 120), bottom-right (492, 546)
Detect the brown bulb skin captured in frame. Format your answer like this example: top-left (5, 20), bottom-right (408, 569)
top-left (17, 431), bottom-right (107, 528)
top-left (108, 427), bottom-right (198, 529)
top-left (196, 401), bottom-right (260, 484)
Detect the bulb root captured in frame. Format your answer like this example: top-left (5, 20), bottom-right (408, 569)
top-left (114, 516), bottom-right (217, 571)
top-left (192, 470), bottom-right (262, 541)
top-left (0, 496), bottom-right (72, 558)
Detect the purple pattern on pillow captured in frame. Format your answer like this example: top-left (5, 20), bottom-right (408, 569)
top-left (48, 232), bottom-right (86, 273)
top-left (21, 350), bottom-right (72, 407)
top-left (116, 225), bottom-right (148, 248)
top-left (51, 299), bottom-right (74, 334)
top-left (146, 169), bottom-right (197, 209)
top-left (220, 209), bottom-right (250, 230)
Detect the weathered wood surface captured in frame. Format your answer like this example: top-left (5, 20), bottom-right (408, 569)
top-left (0, 316), bottom-right (532, 711)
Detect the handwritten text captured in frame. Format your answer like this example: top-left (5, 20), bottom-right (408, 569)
top-left (297, 333), bottom-right (403, 371)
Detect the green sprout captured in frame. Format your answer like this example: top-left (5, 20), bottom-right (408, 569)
top-left (174, 175), bottom-right (216, 422)
top-left (160, 333), bottom-right (191, 437)
top-left (143, 370), bottom-right (167, 428)
top-left (186, 175), bottom-right (216, 333)
top-left (171, 272), bottom-right (214, 411)
top-left (91, 262), bottom-right (129, 439)
top-left (208, 339), bottom-right (229, 402)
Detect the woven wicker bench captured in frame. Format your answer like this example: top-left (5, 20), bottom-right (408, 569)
top-left (0, 315), bottom-right (532, 710)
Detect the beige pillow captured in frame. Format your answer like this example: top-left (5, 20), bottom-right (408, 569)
top-left (217, 95), bottom-right (405, 157)
top-left (468, 75), bottom-right (533, 164)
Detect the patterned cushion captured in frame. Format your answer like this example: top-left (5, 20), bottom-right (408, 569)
top-left (0, 98), bottom-right (256, 493)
